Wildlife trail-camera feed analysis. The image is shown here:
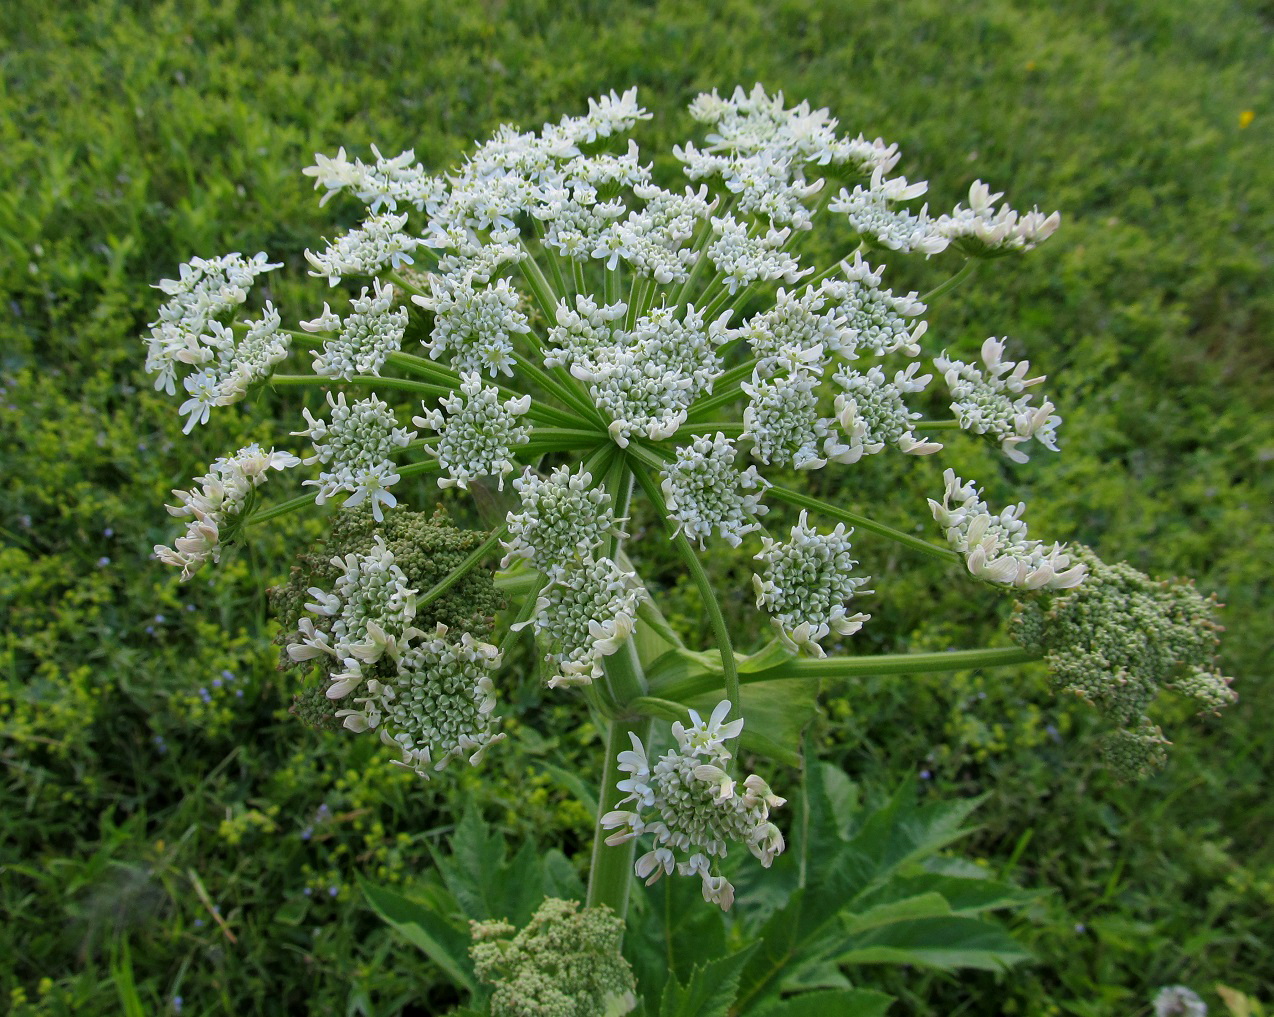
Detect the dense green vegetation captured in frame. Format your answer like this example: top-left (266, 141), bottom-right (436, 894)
top-left (2, 0), bottom-right (1270, 1013)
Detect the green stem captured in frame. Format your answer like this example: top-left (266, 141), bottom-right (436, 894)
top-left (920, 258), bottom-right (979, 303)
top-left (653, 646), bottom-right (1044, 702)
top-left (244, 491), bottom-right (318, 527)
top-left (269, 374), bottom-right (452, 400)
top-left (519, 251), bottom-right (561, 320)
top-left (585, 707), bottom-right (650, 920)
top-left (511, 352), bottom-right (602, 425)
top-left (416, 525), bottom-right (508, 612)
top-left (386, 351), bottom-right (588, 429)
top-left (687, 358), bottom-right (758, 421)
top-left (914, 419), bottom-right (963, 430)
top-left (767, 484), bottom-right (960, 564)
top-left (630, 461), bottom-right (740, 719)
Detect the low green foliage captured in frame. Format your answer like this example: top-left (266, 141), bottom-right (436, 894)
top-left (2, 0), bottom-right (1270, 1013)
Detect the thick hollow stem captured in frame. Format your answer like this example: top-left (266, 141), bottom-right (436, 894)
top-left (585, 702), bottom-right (651, 921)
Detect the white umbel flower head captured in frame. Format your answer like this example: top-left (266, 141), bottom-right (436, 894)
top-left (305, 212), bottom-right (419, 285)
top-left (502, 465), bottom-right (622, 576)
top-left (302, 279), bottom-right (408, 381)
top-left (293, 535), bottom-right (419, 676)
top-left (155, 444), bottom-right (299, 580)
top-left (819, 253), bottom-right (928, 357)
top-left (303, 145), bottom-right (442, 213)
top-left (601, 701), bottom-right (785, 911)
top-left (660, 433), bottom-right (769, 547)
top-left (935, 337), bottom-right (1062, 463)
top-left (829, 168), bottom-right (949, 255)
top-left (706, 215), bottom-right (811, 294)
top-left (572, 303), bottom-right (734, 447)
top-left (753, 511), bottom-right (872, 655)
top-left (833, 363), bottom-right (942, 461)
top-left (929, 469), bottom-right (1086, 590)
top-left (143, 249), bottom-right (289, 421)
top-left (294, 391), bottom-right (417, 520)
top-left (413, 373), bottom-right (531, 490)
top-left (937, 180), bottom-right (1061, 256)
top-left (513, 556), bottom-right (645, 688)
top-left (742, 285), bottom-right (848, 371)
top-left (414, 276), bottom-right (530, 378)
top-left (334, 623), bottom-right (504, 777)
top-left (743, 367), bottom-right (853, 470)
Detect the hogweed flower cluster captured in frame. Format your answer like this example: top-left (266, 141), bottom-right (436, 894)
top-left (601, 702), bottom-right (785, 910)
top-left (146, 84), bottom-right (1233, 928)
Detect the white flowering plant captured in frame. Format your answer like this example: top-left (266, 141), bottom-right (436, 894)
top-left (148, 86), bottom-right (1235, 1014)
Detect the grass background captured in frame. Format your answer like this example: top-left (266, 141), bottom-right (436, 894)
top-left (1, 0), bottom-right (1271, 1014)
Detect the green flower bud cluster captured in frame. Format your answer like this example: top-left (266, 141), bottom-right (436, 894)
top-left (470, 897), bottom-right (636, 1017)
top-left (1010, 546), bottom-right (1236, 779)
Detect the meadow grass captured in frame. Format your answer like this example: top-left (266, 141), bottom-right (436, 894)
top-left (1, 1), bottom-right (1271, 1013)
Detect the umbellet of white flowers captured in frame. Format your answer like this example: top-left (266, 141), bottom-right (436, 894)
top-left (929, 469), bottom-right (1086, 589)
top-left (934, 337), bottom-right (1061, 463)
top-left (301, 278), bottom-right (408, 382)
top-left (154, 444), bottom-right (298, 579)
top-left (413, 373), bottom-right (532, 490)
top-left (294, 391), bottom-right (416, 521)
top-left (660, 432), bottom-right (769, 548)
top-left (335, 623), bottom-right (504, 777)
top-left (753, 511), bottom-right (873, 655)
top-left (601, 701), bottom-right (786, 910)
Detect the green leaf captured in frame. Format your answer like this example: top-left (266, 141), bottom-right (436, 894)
top-left (538, 760), bottom-right (599, 821)
top-left (357, 875), bottom-right (475, 993)
top-left (432, 804), bottom-right (509, 921)
top-left (885, 873), bottom-right (1039, 916)
top-left (658, 943), bottom-right (760, 1017)
top-left (841, 892), bottom-right (954, 935)
top-left (754, 988), bottom-right (895, 1017)
top-left (273, 893), bottom-right (310, 926)
top-left (837, 916), bottom-right (1032, 972)
top-left (541, 848), bottom-right (586, 901)
top-left (777, 958), bottom-right (851, 993)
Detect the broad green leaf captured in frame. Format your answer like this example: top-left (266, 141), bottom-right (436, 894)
top-left (736, 780), bottom-right (999, 1011)
top-left (754, 988), bottom-right (895, 1017)
top-left (884, 874), bottom-right (1038, 915)
top-left (837, 916), bottom-right (1032, 972)
top-left (431, 805), bottom-right (506, 921)
top-left (841, 892), bottom-right (954, 935)
top-left (658, 943), bottom-right (759, 1017)
top-left (777, 958), bottom-right (851, 993)
top-left (357, 876), bottom-right (475, 993)
top-left (541, 848), bottom-right (586, 901)
top-left (627, 872), bottom-right (729, 1000)
top-left (273, 893), bottom-right (310, 926)
top-left (500, 838), bottom-right (549, 926)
